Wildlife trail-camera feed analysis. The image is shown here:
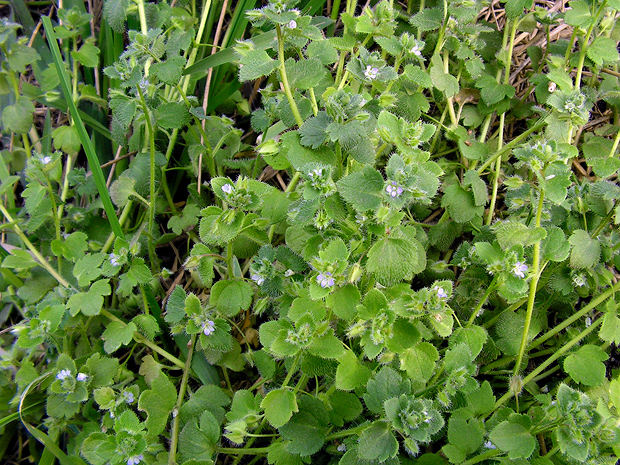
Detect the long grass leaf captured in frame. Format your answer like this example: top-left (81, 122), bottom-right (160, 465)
top-left (41, 16), bottom-right (124, 240)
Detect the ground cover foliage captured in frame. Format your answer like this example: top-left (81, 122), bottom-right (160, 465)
top-left (1, 0), bottom-right (620, 463)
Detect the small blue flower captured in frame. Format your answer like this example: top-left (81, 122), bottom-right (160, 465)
top-left (76, 373), bottom-right (88, 381)
top-left (386, 182), bottom-right (404, 198)
top-left (202, 320), bottom-right (216, 336)
top-left (123, 391), bottom-right (135, 404)
top-left (222, 184), bottom-right (234, 194)
top-left (56, 369), bottom-right (71, 380)
top-left (251, 273), bottom-right (265, 285)
top-left (41, 155), bottom-right (52, 165)
top-left (127, 455), bottom-right (144, 465)
top-left (433, 286), bottom-right (447, 299)
top-left (109, 253), bottom-right (120, 267)
top-left (317, 272), bottom-right (335, 288)
top-left (512, 262), bottom-right (528, 279)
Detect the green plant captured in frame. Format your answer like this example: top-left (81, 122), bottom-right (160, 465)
top-left (1, 0), bottom-right (620, 464)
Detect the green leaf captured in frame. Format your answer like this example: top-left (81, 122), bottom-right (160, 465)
top-left (72, 42), bottom-right (100, 68)
top-left (138, 373), bottom-right (177, 435)
top-left (102, 321), bottom-right (137, 353)
top-left (103, 0), bottom-right (130, 32)
top-left (400, 342), bottom-right (439, 384)
top-left (564, 1), bottom-right (592, 29)
top-left (504, 0), bottom-right (533, 18)
top-left (285, 57), bottom-right (326, 90)
top-left (363, 367), bottom-right (409, 415)
top-left (357, 421), bottom-right (398, 462)
top-left (600, 310), bottom-right (620, 345)
top-left (447, 416), bottom-right (484, 456)
top-left (2, 96), bottom-right (35, 134)
top-left (494, 221), bottom-right (546, 250)
top-left (308, 332), bottom-right (345, 359)
top-left (281, 131), bottom-right (337, 171)
top-left (326, 284), bottom-right (360, 321)
top-left (209, 279), bottom-right (253, 317)
top-left (464, 381), bottom-right (496, 416)
top-left (179, 411), bottom-right (218, 462)
top-left (298, 112), bottom-right (330, 149)
top-left (261, 389), bottom-right (298, 428)
top-left (179, 385), bottom-right (230, 426)
top-left (387, 319), bottom-right (421, 353)
top-left (462, 170), bottom-right (487, 206)
top-left (279, 402), bottom-right (326, 456)
top-left (563, 344), bottom-right (608, 386)
top-left (410, 8), bottom-right (443, 31)
top-left (50, 231), bottom-right (88, 262)
top-left (430, 54), bottom-right (459, 98)
top-left (568, 229), bottom-right (600, 269)
top-left (239, 49), bottom-right (279, 81)
top-left (165, 285), bottom-right (186, 324)
top-left (336, 166), bottom-right (384, 212)
top-left (66, 279), bottom-right (111, 316)
top-left (7, 43), bottom-right (40, 73)
top-left (450, 326), bottom-right (487, 359)
top-left (441, 182), bottom-right (484, 224)
top-left (52, 126), bottom-right (81, 154)
top-left (489, 420), bottom-right (535, 459)
top-left (155, 102), bottom-right (191, 130)
top-left (475, 75), bottom-right (516, 106)
top-left (541, 226), bottom-right (570, 262)
top-left (366, 234), bottom-right (425, 286)
top-left (336, 350), bottom-right (371, 391)
top-left (586, 36), bottom-right (619, 66)
top-left (151, 55), bottom-right (187, 85)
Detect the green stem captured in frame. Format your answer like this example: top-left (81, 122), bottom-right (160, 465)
top-left (485, 114), bottom-right (504, 226)
top-left (100, 309), bottom-right (185, 368)
top-left (574, 1), bottom-right (607, 90)
top-left (168, 334), bottom-right (197, 465)
top-left (476, 120), bottom-right (546, 174)
top-left (136, 0), bottom-right (148, 34)
top-left (467, 276), bottom-right (499, 327)
top-left (325, 423), bottom-right (369, 441)
top-left (216, 446), bottom-right (272, 455)
top-left (495, 318), bottom-right (602, 411)
top-left (461, 449), bottom-right (503, 465)
top-left (513, 190), bottom-right (544, 375)
top-left (136, 86), bottom-right (158, 272)
top-left (0, 204), bottom-right (72, 289)
top-left (276, 25), bottom-right (303, 128)
top-left (528, 280), bottom-right (620, 352)
top-left (102, 200), bottom-right (133, 254)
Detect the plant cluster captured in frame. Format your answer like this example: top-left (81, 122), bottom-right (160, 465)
top-left (1, 0), bottom-right (620, 464)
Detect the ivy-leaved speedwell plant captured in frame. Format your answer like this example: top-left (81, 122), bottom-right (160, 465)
top-left (1, 0), bottom-right (620, 464)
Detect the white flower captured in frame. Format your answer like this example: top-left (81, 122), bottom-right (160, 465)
top-left (363, 65), bottom-right (379, 80)
top-left (221, 184), bottom-right (234, 194)
top-left (308, 168), bottom-right (323, 178)
top-left (512, 262), bottom-right (528, 279)
top-left (317, 272), bottom-right (335, 288)
top-left (286, 19), bottom-right (297, 29)
top-left (56, 369), bottom-right (71, 380)
top-left (109, 253), bottom-right (120, 267)
top-left (76, 373), bottom-right (88, 381)
top-left (410, 43), bottom-right (423, 58)
top-left (251, 273), bottom-right (264, 285)
top-left (284, 269), bottom-right (295, 277)
top-left (41, 156), bottom-right (52, 165)
top-left (127, 455), bottom-right (144, 465)
top-left (337, 443), bottom-right (347, 452)
top-left (202, 320), bottom-right (216, 336)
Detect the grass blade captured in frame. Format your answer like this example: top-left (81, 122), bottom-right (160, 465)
top-left (41, 16), bottom-right (124, 240)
